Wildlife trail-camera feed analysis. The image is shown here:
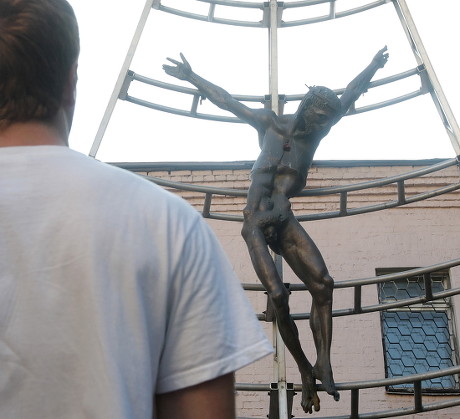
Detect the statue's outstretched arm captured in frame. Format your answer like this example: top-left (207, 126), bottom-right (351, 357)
top-left (339, 46), bottom-right (389, 115)
top-left (163, 53), bottom-right (273, 132)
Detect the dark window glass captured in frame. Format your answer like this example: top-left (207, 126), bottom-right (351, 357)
top-left (377, 270), bottom-right (459, 394)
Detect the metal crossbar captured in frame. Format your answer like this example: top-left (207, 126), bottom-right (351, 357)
top-left (237, 365), bottom-right (460, 419)
top-left (133, 157), bottom-right (460, 222)
top-left (242, 257), bottom-right (460, 319)
top-left (154, 0), bottom-right (391, 28)
top-left (119, 66), bottom-right (425, 123)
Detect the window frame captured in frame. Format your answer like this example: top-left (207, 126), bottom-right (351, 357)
top-left (377, 268), bottom-right (460, 395)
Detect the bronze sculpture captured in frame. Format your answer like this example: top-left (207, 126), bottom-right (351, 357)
top-left (163, 47), bottom-right (389, 413)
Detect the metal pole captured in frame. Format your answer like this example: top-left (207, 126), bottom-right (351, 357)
top-left (392, 0), bottom-right (460, 157)
top-left (269, 3), bottom-right (288, 417)
top-left (273, 255), bottom-right (289, 419)
top-left (89, 0), bottom-right (156, 158)
top-left (269, 0), bottom-right (279, 116)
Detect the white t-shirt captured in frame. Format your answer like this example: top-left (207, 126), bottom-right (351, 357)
top-left (0, 146), bottom-right (272, 419)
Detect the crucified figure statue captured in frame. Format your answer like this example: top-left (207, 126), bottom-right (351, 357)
top-left (163, 46), bottom-right (389, 414)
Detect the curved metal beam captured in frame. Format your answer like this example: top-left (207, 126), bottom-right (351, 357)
top-left (122, 68), bottom-right (426, 123)
top-left (153, 0), bottom-right (391, 28)
top-left (137, 158), bottom-right (460, 222)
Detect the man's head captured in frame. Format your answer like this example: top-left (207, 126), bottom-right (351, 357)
top-left (294, 86), bottom-right (342, 133)
top-left (0, 0), bottom-right (80, 130)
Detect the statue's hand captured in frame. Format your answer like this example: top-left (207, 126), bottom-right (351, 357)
top-left (163, 53), bottom-right (192, 80)
top-left (373, 45), bottom-right (389, 69)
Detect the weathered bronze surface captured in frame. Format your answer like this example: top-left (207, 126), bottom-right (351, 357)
top-left (164, 47), bottom-right (388, 413)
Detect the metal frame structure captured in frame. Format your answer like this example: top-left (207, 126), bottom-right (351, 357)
top-left (128, 157), bottom-right (460, 222)
top-left (90, 0), bottom-right (460, 158)
top-left (238, 258), bottom-right (460, 419)
top-left (91, 1), bottom-right (460, 417)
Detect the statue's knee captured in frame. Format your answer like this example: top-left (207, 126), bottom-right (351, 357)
top-left (310, 272), bottom-right (334, 299)
top-left (323, 274), bottom-right (334, 292)
top-left (270, 286), bottom-right (289, 311)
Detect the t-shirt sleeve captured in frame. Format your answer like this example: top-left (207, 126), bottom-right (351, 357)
top-left (156, 216), bottom-right (272, 394)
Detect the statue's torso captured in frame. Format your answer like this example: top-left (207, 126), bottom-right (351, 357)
top-left (251, 117), bottom-right (323, 196)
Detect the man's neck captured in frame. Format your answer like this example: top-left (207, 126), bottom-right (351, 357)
top-left (0, 121), bottom-right (68, 148)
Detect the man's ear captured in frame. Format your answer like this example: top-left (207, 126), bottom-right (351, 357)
top-left (63, 62), bottom-right (78, 107)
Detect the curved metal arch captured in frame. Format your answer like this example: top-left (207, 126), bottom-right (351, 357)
top-left (120, 67), bottom-right (426, 123)
top-left (136, 157), bottom-right (460, 222)
top-left (153, 0), bottom-right (391, 28)
top-left (242, 257), bottom-right (460, 320)
top-left (236, 365), bottom-right (460, 419)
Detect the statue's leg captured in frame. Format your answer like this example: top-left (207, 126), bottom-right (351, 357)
top-left (241, 214), bottom-right (320, 414)
top-left (310, 293), bottom-right (339, 400)
top-left (278, 214), bottom-right (339, 400)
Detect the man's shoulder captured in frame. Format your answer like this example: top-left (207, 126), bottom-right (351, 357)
top-left (65, 149), bottom-right (188, 206)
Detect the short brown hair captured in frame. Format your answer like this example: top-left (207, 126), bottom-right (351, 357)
top-left (0, 0), bottom-right (80, 128)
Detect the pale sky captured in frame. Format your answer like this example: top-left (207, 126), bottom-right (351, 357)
top-left (68, 0), bottom-right (460, 163)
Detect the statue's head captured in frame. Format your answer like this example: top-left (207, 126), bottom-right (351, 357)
top-left (295, 86), bottom-right (342, 130)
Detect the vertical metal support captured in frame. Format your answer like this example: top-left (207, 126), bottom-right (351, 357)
top-left (339, 191), bottom-right (348, 216)
top-left (423, 273), bottom-right (433, 301)
top-left (89, 0), bottom-right (156, 158)
top-left (202, 193), bottom-right (212, 218)
top-left (272, 255), bottom-right (289, 419)
top-left (268, 3), bottom-right (288, 417)
top-left (392, 0), bottom-right (460, 157)
top-left (329, 0), bottom-right (337, 19)
top-left (269, 0), bottom-right (280, 115)
top-left (350, 388), bottom-right (360, 418)
top-left (397, 180), bottom-right (406, 205)
top-left (268, 382), bottom-right (295, 419)
top-left (354, 285), bottom-right (362, 314)
top-left (413, 380), bottom-right (423, 412)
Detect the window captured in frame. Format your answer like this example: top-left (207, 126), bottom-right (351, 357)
top-left (377, 268), bottom-right (459, 394)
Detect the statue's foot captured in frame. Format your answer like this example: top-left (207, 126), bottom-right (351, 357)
top-left (313, 362), bottom-right (340, 401)
top-left (300, 373), bottom-right (320, 414)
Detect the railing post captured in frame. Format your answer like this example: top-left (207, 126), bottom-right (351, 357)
top-left (413, 380), bottom-right (423, 412)
top-left (354, 285), bottom-right (363, 314)
top-left (423, 273), bottom-right (433, 301)
top-left (350, 388), bottom-right (360, 418)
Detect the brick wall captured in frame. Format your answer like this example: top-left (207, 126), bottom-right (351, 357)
top-left (121, 160), bottom-right (460, 418)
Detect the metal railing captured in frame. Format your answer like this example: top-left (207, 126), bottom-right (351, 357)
top-left (244, 258), bottom-right (460, 319)
top-left (153, 0), bottom-right (392, 28)
top-left (237, 257), bottom-right (460, 418)
top-left (135, 157), bottom-right (460, 222)
top-left (237, 366), bottom-right (460, 418)
top-left (120, 66), bottom-right (426, 124)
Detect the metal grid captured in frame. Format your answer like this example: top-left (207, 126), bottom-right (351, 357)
top-left (382, 311), bottom-right (458, 392)
top-left (378, 271), bottom-right (460, 394)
